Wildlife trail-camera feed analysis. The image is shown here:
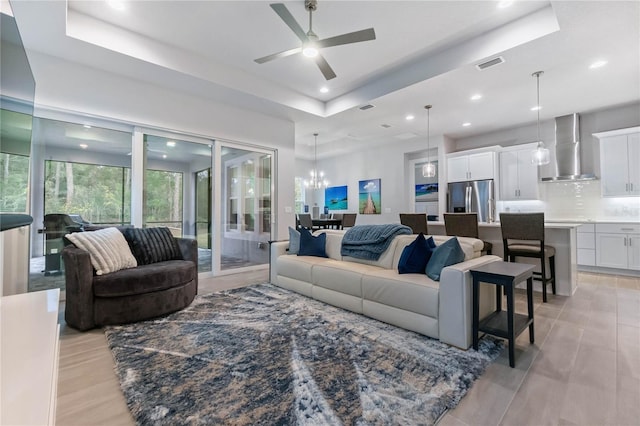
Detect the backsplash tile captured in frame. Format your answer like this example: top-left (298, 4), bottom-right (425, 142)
top-left (499, 180), bottom-right (640, 222)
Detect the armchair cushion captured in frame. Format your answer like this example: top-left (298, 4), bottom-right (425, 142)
top-left (122, 227), bottom-right (181, 265)
top-left (65, 227), bottom-right (137, 275)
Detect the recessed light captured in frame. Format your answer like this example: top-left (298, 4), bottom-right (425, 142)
top-left (83, 124), bottom-right (91, 129)
top-left (319, 87), bottom-right (329, 93)
top-left (106, 0), bottom-right (126, 11)
top-left (531, 105), bottom-right (542, 111)
top-left (166, 141), bottom-right (176, 147)
top-left (497, 1), bottom-right (513, 9)
top-left (79, 143), bottom-right (88, 149)
top-left (405, 115), bottom-right (415, 121)
top-left (162, 154), bottom-right (167, 159)
top-left (589, 60), bottom-right (608, 69)
top-left (470, 94), bottom-right (482, 101)
top-left (462, 122), bottom-right (471, 127)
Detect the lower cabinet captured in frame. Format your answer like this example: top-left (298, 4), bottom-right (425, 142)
top-left (577, 223), bottom-right (596, 266)
top-left (595, 223), bottom-right (640, 270)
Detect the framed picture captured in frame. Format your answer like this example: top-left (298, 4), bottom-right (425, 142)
top-left (359, 178), bottom-right (381, 214)
top-left (325, 185), bottom-right (348, 210)
top-left (415, 183), bottom-right (439, 201)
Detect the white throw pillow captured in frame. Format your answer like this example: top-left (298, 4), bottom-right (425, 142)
top-left (66, 227), bottom-right (137, 275)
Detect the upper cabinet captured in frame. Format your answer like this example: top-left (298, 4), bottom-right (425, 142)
top-left (595, 127), bottom-right (640, 197)
top-left (447, 151), bottom-right (495, 182)
top-left (499, 143), bottom-right (539, 200)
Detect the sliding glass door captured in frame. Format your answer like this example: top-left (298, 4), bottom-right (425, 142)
top-left (143, 133), bottom-right (212, 273)
top-left (218, 144), bottom-right (273, 271)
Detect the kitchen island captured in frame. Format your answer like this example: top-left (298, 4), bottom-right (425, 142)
top-left (427, 221), bottom-right (579, 296)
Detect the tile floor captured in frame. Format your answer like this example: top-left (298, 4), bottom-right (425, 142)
top-left (55, 270), bottom-right (640, 425)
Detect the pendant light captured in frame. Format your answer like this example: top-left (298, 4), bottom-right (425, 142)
top-left (304, 133), bottom-right (328, 189)
top-left (422, 104), bottom-right (436, 178)
top-left (531, 71), bottom-right (550, 166)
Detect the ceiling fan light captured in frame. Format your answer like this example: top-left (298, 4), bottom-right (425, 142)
top-left (302, 43), bottom-right (319, 58)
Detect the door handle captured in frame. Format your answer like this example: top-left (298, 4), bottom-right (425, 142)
top-left (624, 237), bottom-right (627, 246)
top-left (631, 183), bottom-right (634, 192)
top-left (626, 183), bottom-right (629, 192)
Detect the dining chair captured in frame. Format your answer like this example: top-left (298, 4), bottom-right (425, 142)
top-left (500, 212), bottom-right (556, 303)
top-left (297, 213), bottom-right (314, 230)
top-left (399, 213), bottom-right (428, 234)
top-left (443, 213), bottom-right (492, 255)
top-left (340, 213), bottom-right (357, 228)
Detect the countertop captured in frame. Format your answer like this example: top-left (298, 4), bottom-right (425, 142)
top-left (544, 219), bottom-right (640, 224)
top-left (429, 221), bottom-right (581, 229)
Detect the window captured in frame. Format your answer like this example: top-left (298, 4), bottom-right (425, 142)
top-left (44, 160), bottom-right (131, 225)
top-left (294, 177), bottom-right (306, 213)
top-left (0, 153), bottom-right (30, 212)
top-left (144, 169), bottom-right (183, 235)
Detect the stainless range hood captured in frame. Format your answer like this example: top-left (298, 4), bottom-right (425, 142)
top-left (541, 113), bottom-right (598, 182)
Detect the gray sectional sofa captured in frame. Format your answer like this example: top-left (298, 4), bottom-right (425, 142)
top-left (62, 236), bottom-right (198, 331)
top-left (270, 229), bottom-right (501, 349)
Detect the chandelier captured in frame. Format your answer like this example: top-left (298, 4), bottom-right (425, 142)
top-left (422, 104), bottom-right (436, 178)
top-left (531, 70), bottom-right (550, 165)
top-left (304, 133), bottom-right (328, 189)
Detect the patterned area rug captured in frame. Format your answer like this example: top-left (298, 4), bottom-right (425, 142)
top-left (105, 284), bottom-right (502, 425)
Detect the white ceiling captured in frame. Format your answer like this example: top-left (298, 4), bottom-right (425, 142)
top-left (9, 0), bottom-right (640, 160)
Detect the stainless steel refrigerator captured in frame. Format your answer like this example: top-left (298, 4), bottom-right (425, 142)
top-left (447, 179), bottom-right (495, 222)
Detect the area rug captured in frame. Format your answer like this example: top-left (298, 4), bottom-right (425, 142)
top-left (104, 283), bottom-right (503, 425)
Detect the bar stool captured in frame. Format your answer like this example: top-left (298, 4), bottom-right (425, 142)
top-left (399, 213), bottom-right (428, 234)
top-left (500, 212), bottom-right (556, 303)
top-left (443, 212), bottom-right (493, 255)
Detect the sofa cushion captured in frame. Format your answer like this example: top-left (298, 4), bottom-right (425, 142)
top-left (362, 269), bottom-right (439, 318)
top-left (398, 233), bottom-right (436, 274)
top-left (298, 228), bottom-right (328, 257)
top-left (287, 227), bottom-right (301, 255)
top-left (122, 227), bottom-right (181, 265)
top-left (65, 227), bottom-right (137, 276)
top-left (426, 237), bottom-right (466, 281)
top-left (93, 260), bottom-right (196, 297)
top-left (277, 255), bottom-right (330, 284)
top-left (312, 260), bottom-right (377, 298)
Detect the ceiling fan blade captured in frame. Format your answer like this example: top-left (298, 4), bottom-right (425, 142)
top-left (316, 28), bottom-right (376, 49)
top-left (255, 47), bottom-right (302, 64)
top-left (270, 3), bottom-right (308, 43)
top-left (314, 54), bottom-right (337, 80)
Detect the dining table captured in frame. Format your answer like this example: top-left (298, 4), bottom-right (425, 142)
top-left (312, 218), bottom-right (343, 230)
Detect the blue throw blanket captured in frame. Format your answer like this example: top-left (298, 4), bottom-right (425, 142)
top-left (340, 224), bottom-right (412, 260)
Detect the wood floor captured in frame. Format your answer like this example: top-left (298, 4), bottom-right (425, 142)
top-left (55, 270), bottom-right (640, 425)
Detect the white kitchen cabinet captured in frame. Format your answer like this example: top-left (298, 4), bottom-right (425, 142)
top-left (499, 144), bottom-right (539, 200)
top-left (595, 129), bottom-right (640, 197)
top-left (447, 151), bottom-right (495, 182)
top-left (576, 223), bottom-right (596, 266)
top-left (595, 223), bottom-right (640, 270)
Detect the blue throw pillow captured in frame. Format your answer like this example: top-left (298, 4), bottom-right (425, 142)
top-left (425, 237), bottom-right (465, 281)
top-left (288, 226), bottom-right (300, 255)
top-left (297, 228), bottom-right (328, 258)
top-left (398, 233), bottom-right (436, 274)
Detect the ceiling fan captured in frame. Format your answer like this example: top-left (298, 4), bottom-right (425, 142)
top-left (254, 0), bottom-right (376, 80)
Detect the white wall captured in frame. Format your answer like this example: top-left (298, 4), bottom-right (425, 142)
top-left (311, 137), bottom-right (442, 225)
top-left (26, 50), bottom-right (296, 240)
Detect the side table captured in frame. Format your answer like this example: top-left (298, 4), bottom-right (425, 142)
top-left (470, 261), bottom-right (535, 367)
